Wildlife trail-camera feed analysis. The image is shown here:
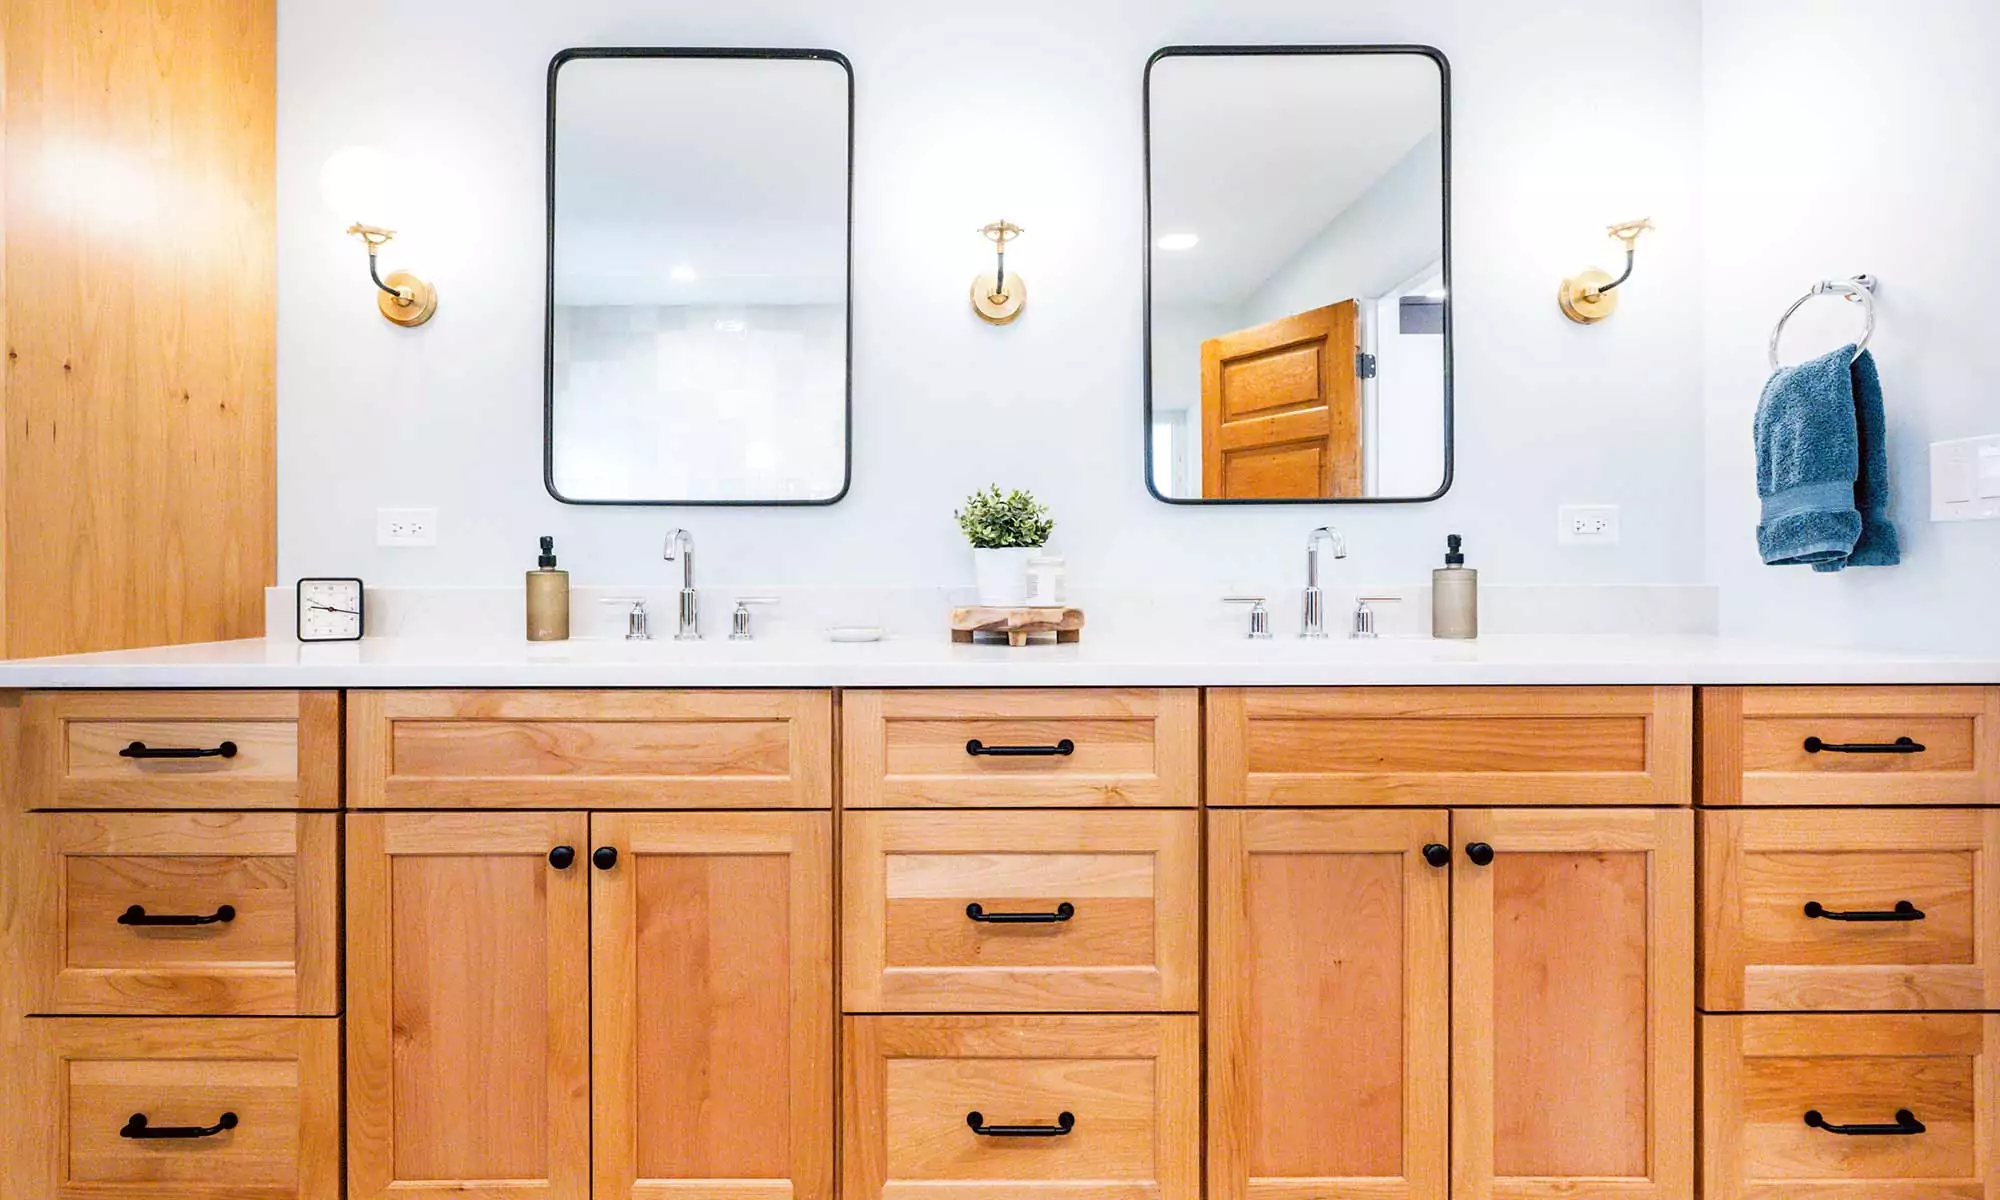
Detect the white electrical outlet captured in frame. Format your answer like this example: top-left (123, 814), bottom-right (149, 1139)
top-left (376, 507), bottom-right (439, 547)
top-left (1558, 504), bottom-right (1621, 546)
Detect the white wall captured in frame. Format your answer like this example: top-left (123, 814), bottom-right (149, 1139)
top-left (1702, 0), bottom-right (2000, 654)
top-left (279, 0), bottom-right (1704, 596)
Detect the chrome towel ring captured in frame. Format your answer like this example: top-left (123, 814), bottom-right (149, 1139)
top-left (1769, 274), bottom-right (1878, 372)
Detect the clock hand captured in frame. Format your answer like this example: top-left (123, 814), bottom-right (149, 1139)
top-left (307, 602), bottom-right (361, 616)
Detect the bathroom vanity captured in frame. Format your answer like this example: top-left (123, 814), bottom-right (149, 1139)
top-left (3, 649), bottom-right (1995, 1200)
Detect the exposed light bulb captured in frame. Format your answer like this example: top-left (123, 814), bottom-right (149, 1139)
top-left (319, 145), bottom-right (395, 224)
top-left (669, 264), bottom-right (698, 283)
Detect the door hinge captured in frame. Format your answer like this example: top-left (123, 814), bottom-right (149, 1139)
top-left (1356, 351), bottom-right (1378, 380)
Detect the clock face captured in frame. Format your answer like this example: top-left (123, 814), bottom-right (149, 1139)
top-left (297, 578), bottom-right (364, 642)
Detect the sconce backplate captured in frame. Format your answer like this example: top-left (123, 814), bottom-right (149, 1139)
top-left (971, 274), bottom-right (1026, 325)
top-left (1558, 268), bottom-right (1617, 324)
top-left (377, 271), bottom-right (438, 327)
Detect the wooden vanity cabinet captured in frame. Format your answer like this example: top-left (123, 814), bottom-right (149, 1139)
top-left (1208, 806), bottom-right (1694, 1200)
top-left (344, 810), bottom-right (833, 1200)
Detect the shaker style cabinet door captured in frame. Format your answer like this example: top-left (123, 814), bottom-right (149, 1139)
top-left (1450, 808), bottom-right (1694, 1200)
top-left (590, 812), bottom-right (834, 1200)
top-left (345, 812), bottom-right (592, 1200)
top-left (1207, 810), bottom-right (1451, 1200)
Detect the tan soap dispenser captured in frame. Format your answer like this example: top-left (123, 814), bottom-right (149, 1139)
top-left (1432, 533), bottom-right (1478, 640)
top-left (526, 536), bottom-right (570, 641)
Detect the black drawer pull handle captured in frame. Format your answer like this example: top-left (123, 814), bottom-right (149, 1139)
top-left (966, 901), bottom-right (1075, 924)
top-left (967, 1110), bottom-right (1075, 1137)
top-left (119, 904), bottom-right (235, 927)
top-left (121, 1111), bottom-right (238, 1139)
top-left (1803, 736), bottom-right (1925, 755)
top-left (1804, 900), bottom-right (1925, 922)
top-left (120, 740), bottom-right (238, 760)
top-left (965, 738), bottom-right (1075, 758)
top-left (1804, 1109), bottom-right (1925, 1136)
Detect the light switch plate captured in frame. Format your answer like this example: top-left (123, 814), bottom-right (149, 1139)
top-left (1931, 436), bottom-right (2000, 522)
top-left (376, 507), bottom-right (439, 547)
top-left (1558, 504), bottom-right (1621, 546)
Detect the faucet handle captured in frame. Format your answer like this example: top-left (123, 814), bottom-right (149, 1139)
top-left (729, 597), bottom-right (779, 642)
top-left (1223, 596), bottom-right (1273, 640)
top-left (597, 597), bottom-right (651, 641)
top-left (1352, 595), bottom-right (1401, 640)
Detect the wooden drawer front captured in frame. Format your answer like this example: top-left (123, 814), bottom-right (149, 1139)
top-left (842, 689), bottom-right (1199, 808)
top-left (1704, 809), bottom-right (2000, 1012)
top-left (1208, 686), bottom-right (1692, 807)
top-left (21, 812), bottom-right (339, 1016)
top-left (1703, 1013), bottom-right (2000, 1200)
top-left (21, 691), bottom-right (340, 810)
top-left (347, 689), bottom-right (832, 808)
top-left (12, 1017), bottom-right (339, 1200)
top-left (1702, 687), bottom-right (2000, 806)
top-left (843, 1015), bottom-right (1199, 1200)
top-left (842, 811), bottom-right (1199, 1012)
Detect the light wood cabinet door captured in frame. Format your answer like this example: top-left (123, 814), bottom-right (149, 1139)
top-left (1450, 808), bottom-right (1693, 1200)
top-left (345, 812), bottom-right (591, 1200)
top-left (591, 812), bottom-right (834, 1200)
top-left (1207, 810), bottom-right (1451, 1200)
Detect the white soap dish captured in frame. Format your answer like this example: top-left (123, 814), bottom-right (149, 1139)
top-left (827, 625), bottom-right (885, 643)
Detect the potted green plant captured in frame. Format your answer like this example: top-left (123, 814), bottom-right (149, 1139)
top-left (956, 485), bottom-right (1055, 606)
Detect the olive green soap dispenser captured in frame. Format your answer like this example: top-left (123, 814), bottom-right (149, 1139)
top-left (1432, 534), bottom-right (1478, 639)
top-left (526, 536), bottom-right (570, 641)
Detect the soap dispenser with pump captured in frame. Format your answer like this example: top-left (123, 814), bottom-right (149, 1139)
top-left (1432, 534), bottom-right (1477, 640)
top-left (526, 535), bottom-right (570, 642)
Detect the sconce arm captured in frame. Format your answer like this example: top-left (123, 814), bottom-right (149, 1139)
top-left (366, 250), bottom-right (410, 303)
top-left (1593, 245), bottom-right (1637, 297)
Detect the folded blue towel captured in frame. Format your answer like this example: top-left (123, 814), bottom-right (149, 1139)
top-left (1755, 344), bottom-right (1900, 571)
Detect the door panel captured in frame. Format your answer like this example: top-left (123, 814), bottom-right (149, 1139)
top-left (1201, 301), bottom-right (1361, 499)
top-left (1451, 809), bottom-right (1693, 1200)
top-left (346, 812), bottom-right (591, 1200)
top-left (592, 812), bottom-right (834, 1200)
top-left (1208, 810), bottom-right (1450, 1200)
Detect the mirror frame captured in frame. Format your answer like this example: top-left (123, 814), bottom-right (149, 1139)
top-left (1143, 44), bottom-right (1453, 506)
top-left (543, 46), bottom-right (856, 507)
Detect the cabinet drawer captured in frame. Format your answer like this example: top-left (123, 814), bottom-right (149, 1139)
top-left (347, 689), bottom-right (832, 808)
top-left (841, 689), bottom-right (1199, 808)
top-left (1207, 686), bottom-right (1692, 806)
top-left (20, 691), bottom-right (340, 810)
top-left (1703, 809), bottom-right (2000, 1011)
top-left (20, 812), bottom-right (339, 1015)
top-left (842, 810), bottom-right (1199, 1012)
top-left (1703, 1013), bottom-right (2000, 1200)
top-left (1702, 686), bottom-right (2000, 806)
top-left (843, 1015), bottom-right (1199, 1200)
top-left (11, 1017), bottom-right (340, 1200)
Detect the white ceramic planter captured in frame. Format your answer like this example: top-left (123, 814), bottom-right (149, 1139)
top-left (971, 546), bottom-right (1036, 606)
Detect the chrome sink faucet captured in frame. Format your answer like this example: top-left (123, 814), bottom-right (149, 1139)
top-left (1302, 526), bottom-right (1348, 638)
top-left (663, 528), bottom-right (700, 640)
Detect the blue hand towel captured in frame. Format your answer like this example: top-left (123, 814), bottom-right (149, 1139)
top-left (1755, 344), bottom-right (1899, 571)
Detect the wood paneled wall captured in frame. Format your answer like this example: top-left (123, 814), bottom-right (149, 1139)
top-left (1, 0), bottom-right (276, 658)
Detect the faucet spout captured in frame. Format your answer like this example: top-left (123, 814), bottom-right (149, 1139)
top-left (1302, 526), bottom-right (1347, 638)
top-left (663, 528), bottom-right (700, 640)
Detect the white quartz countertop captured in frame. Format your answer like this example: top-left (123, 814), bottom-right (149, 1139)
top-left (0, 633), bottom-right (1992, 688)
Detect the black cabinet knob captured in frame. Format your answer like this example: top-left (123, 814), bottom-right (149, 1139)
top-left (1465, 842), bottom-right (1495, 866)
top-left (548, 846), bottom-right (576, 869)
top-left (592, 846), bottom-right (619, 870)
top-left (1422, 843), bottom-right (1451, 868)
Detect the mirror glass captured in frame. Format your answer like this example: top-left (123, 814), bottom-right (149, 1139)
top-left (547, 50), bottom-right (851, 504)
top-left (1146, 48), bottom-right (1450, 502)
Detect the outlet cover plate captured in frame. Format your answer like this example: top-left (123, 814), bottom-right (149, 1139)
top-left (377, 507), bottom-right (438, 547)
top-left (1558, 504), bottom-right (1621, 546)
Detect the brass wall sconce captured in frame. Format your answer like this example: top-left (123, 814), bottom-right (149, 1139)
top-left (971, 219), bottom-right (1026, 325)
top-left (1558, 218), bottom-right (1655, 324)
top-left (345, 224), bottom-right (438, 328)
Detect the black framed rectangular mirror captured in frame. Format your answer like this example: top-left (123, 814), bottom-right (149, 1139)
top-left (1145, 45), bottom-right (1451, 503)
top-left (545, 48), bottom-right (853, 505)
